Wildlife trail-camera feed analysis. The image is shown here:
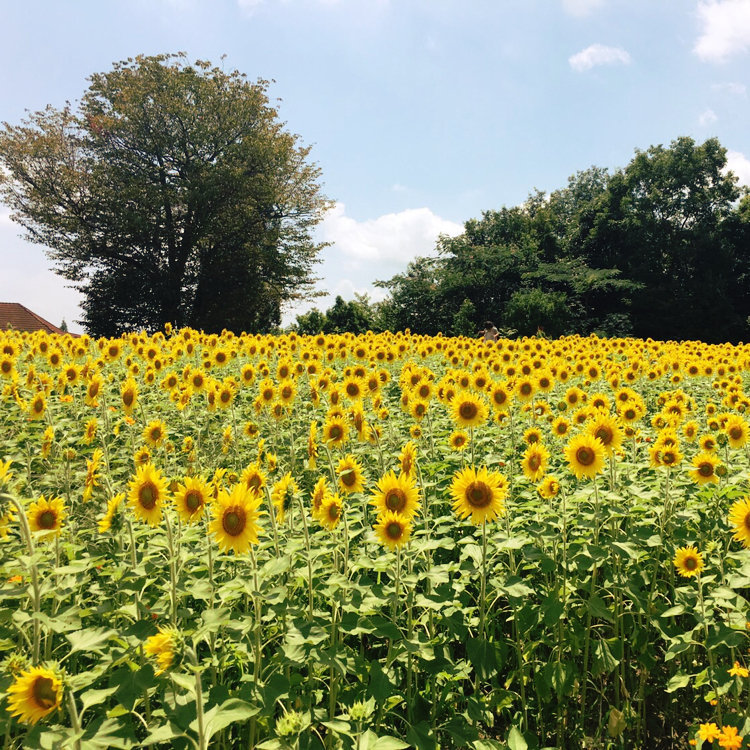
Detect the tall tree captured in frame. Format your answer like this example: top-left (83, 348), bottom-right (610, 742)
top-left (0, 53), bottom-right (330, 335)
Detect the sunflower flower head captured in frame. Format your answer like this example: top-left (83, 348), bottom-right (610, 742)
top-left (374, 510), bottom-right (413, 550)
top-left (673, 546), bottom-right (704, 578)
top-left (28, 495), bottom-right (66, 540)
top-left (450, 465), bottom-right (508, 525)
top-left (210, 484), bottom-right (262, 554)
top-left (6, 664), bottom-right (63, 724)
top-left (728, 496), bottom-right (750, 549)
top-left (127, 463), bottom-right (169, 526)
top-left (144, 625), bottom-right (180, 675)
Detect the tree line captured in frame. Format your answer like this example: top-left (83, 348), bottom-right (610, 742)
top-left (298, 136), bottom-right (750, 343)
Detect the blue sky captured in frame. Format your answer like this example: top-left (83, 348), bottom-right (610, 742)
top-left (1, 0), bottom-right (749, 332)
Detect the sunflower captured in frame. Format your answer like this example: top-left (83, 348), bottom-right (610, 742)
top-left (688, 452), bottom-right (721, 485)
top-left (271, 472), bottom-right (300, 523)
top-left (83, 417), bottom-right (98, 445)
top-left (322, 415), bottom-right (349, 448)
top-left (399, 441), bottom-right (418, 476)
top-left (210, 484), bottom-right (262, 554)
top-left (6, 665), bottom-right (62, 724)
top-left (240, 462), bottom-right (266, 495)
top-left (514, 377), bottom-right (536, 403)
top-left (84, 374), bottom-right (103, 407)
top-left (28, 495), bottom-right (66, 540)
top-left (142, 419), bottom-right (167, 449)
top-left (173, 475), bottom-right (210, 524)
top-left (319, 493), bottom-right (343, 530)
top-left (28, 393), bottom-right (46, 421)
top-left (724, 415), bottom-right (749, 449)
top-left (144, 626), bottom-right (180, 675)
top-left (523, 426), bottom-right (543, 445)
top-left (374, 511), bottom-right (413, 550)
top-left (586, 414), bottom-right (623, 455)
top-left (450, 391), bottom-right (489, 429)
top-left (699, 433), bottom-right (717, 453)
top-left (40, 426), bottom-right (54, 459)
top-left (521, 443), bottom-right (550, 482)
top-left (537, 475), bottom-right (561, 500)
top-left (336, 455), bottom-right (366, 495)
top-left (489, 382), bottom-right (512, 412)
top-left (449, 430), bottom-right (469, 452)
top-left (728, 496), bottom-right (750, 548)
top-left (673, 546), bottom-right (704, 578)
top-left (127, 463), bottom-right (169, 526)
top-left (98, 493), bottom-right (125, 533)
top-left (564, 434), bottom-right (605, 480)
top-left (134, 446), bottom-right (151, 467)
top-left (450, 466), bottom-right (508, 525)
top-left (551, 416), bottom-right (571, 438)
top-left (370, 471), bottom-right (420, 518)
top-left (310, 476), bottom-right (329, 520)
top-left (121, 378), bottom-right (138, 415)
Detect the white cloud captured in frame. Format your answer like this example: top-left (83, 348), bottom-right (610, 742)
top-left (283, 202), bottom-right (462, 324)
top-left (391, 183), bottom-right (407, 193)
top-left (319, 202), bottom-right (462, 263)
top-left (726, 149), bottom-right (750, 185)
top-left (699, 108), bottom-right (719, 125)
top-left (569, 44), bottom-right (631, 72)
top-left (694, 0), bottom-right (750, 62)
top-left (711, 81), bottom-right (748, 95)
top-left (562, 0), bottom-right (605, 16)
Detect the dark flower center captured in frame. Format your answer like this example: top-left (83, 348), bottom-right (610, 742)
top-left (32, 676), bottom-right (57, 709)
top-left (385, 488), bottom-right (406, 512)
top-left (139, 482), bottom-right (158, 510)
top-left (38, 510), bottom-right (56, 529)
top-left (185, 490), bottom-right (203, 511)
top-left (222, 508), bottom-right (246, 536)
top-left (466, 482), bottom-right (492, 508)
top-left (576, 447), bottom-right (595, 466)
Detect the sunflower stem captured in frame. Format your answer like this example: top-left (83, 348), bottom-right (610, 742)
top-left (698, 574), bottom-right (722, 726)
top-left (2, 493), bottom-right (41, 663)
top-left (66, 687), bottom-right (82, 750)
top-left (164, 512), bottom-right (178, 627)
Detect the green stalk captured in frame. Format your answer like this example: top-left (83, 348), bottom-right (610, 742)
top-left (698, 574), bottom-right (723, 726)
top-left (2, 493), bottom-right (41, 663)
top-left (164, 512), bottom-right (178, 626)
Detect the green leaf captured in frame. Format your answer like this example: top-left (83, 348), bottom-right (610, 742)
top-left (507, 726), bottom-right (528, 750)
top-left (666, 673), bottom-right (691, 692)
top-left (66, 627), bottom-right (117, 654)
top-left (371, 737), bottom-right (411, 750)
top-left (201, 698), bottom-right (259, 741)
top-left (660, 605), bottom-right (685, 617)
top-left (466, 637), bottom-right (497, 680)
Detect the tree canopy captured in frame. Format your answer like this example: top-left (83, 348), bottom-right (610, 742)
top-left (0, 53), bottom-right (330, 336)
top-left (375, 137), bottom-right (750, 343)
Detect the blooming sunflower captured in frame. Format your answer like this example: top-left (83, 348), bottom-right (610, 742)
top-left (6, 665), bottom-right (62, 724)
top-left (98, 493), bottom-right (124, 533)
top-left (210, 484), bottom-right (262, 554)
top-left (28, 393), bottom-right (46, 421)
top-left (398, 441), bottom-right (418, 477)
top-left (144, 625), bottom-right (180, 675)
top-left (310, 476), bottom-right (329, 520)
top-left (673, 546), bottom-right (704, 578)
top-left (450, 391), bottom-right (489, 429)
top-left (586, 414), bottom-right (623, 455)
top-left (271, 472), bottom-right (300, 523)
top-left (724, 415), bottom-right (749, 449)
top-left (173, 475), bottom-right (210, 524)
top-left (319, 493), bottom-right (343, 530)
top-left (121, 378), bottom-right (138, 416)
top-left (449, 430), bottom-right (469, 452)
top-left (450, 466), bottom-right (508, 525)
top-left (240, 462), bottom-right (266, 495)
top-left (142, 419), bottom-right (167, 449)
top-left (688, 452), bottom-right (721, 485)
top-left (322, 415), bottom-right (349, 448)
top-left (374, 510), bottom-right (412, 550)
top-left (127, 463), bottom-right (169, 526)
top-left (537, 475), bottom-right (560, 500)
top-left (370, 471), bottom-right (420, 518)
top-left (564, 434), bottom-right (605, 480)
top-left (337, 455), bottom-right (366, 495)
top-left (728, 496), bottom-right (750, 548)
top-left (28, 495), bottom-right (66, 540)
top-left (521, 442), bottom-right (550, 482)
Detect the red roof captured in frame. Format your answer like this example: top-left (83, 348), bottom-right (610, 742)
top-left (0, 302), bottom-right (70, 335)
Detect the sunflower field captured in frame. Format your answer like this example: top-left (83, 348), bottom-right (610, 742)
top-left (0, 327), bottom-right (749, 749)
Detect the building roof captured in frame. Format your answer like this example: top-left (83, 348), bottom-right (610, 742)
top-left (0, 302), bottom-right (70, 335)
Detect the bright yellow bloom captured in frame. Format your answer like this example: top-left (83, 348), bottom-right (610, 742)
top-left (688, 452), bottom-right (721, 485)
top-left (374, 511), bottom-right (412, 550)
top-left (336, 455), bottom-right (366, 495)
top-left (728, 496), bottom-right (750, 548)
top-left (717, 725), bottom-right (744, 749)
top-left (450, 466), bottom-right (508, 525)
top-left (537, 475), bottom-right (561, 500)
top-left (521, 442), bottom-right (549, 482)
top-left (98, 493), bottom-right (125, 533)
top-left (144, 626), bottom-right (179, 675)
top-left (564, 434), bottom-right (605, 480)
top-left (673, 546), bottom-right (704, 578)
top-left (173, 475), bottom-right (210, 524)
top-left (142, 419), bottom-right (167, 448)
top-left (728, 661), bottom-right (749, 678)
top-left (210, 484), bottom-right (262, 554)
top-left (370, 471), bottom-right (420, 519)
top-left (271, 472), bottom-right (299, 523)
top-left (319, 493), bottom-right (343, 530)
top-left (6, 665), bottom-right (62, 724)
top-left (28, 495), bottom-right (66, 540)
top-left (698, 723), bottom-right (721, 743)
top-left (450, 391), bottom-right (489, 429)
top-left (128, 463), bottom-right (169, 526)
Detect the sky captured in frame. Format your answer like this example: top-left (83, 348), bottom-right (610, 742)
top-left (1, 0), bottom-right (750, 333)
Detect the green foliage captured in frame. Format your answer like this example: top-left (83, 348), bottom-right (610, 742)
top-left (294, 294), bottom-right (378, 335)
top-left (376, 137), bottom-right (750, 342)
top-left (0, 53), bottom-right (330, 336)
